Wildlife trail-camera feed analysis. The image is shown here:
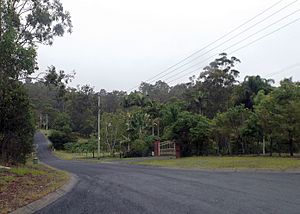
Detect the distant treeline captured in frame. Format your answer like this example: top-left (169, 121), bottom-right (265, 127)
top-left (26, 53), bottom-right (300, 157)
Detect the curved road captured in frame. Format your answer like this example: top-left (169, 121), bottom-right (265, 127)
top-left (36, 132), bottom-right (300, 214)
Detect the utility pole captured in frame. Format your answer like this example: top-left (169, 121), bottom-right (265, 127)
top-left (39, 114), bottom-right (43, 129)
top-left (46, 114), bottom-right (49, 130)
top-left (97, 93), bottom-right (101, 159)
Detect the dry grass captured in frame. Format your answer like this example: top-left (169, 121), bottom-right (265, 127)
top-left (54, 150), bottom-right (114, 161)
top-left (0, 161), bottom-right (69, 214)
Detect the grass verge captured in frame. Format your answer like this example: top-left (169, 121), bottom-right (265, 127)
top-left (130, 156), bottom-right (300, 171)
top-left (0, 160), bottom-right (69, 214)
top-left (39, 129), bottom-right (52, 137)
top-left (53, 150), bottom-right (132, 163)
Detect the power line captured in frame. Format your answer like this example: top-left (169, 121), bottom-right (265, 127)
top-left (146, 0), bottom-right (298, 85)
top-left (163, 10), bottom-right (300, 84)
top-left (166, 17), bottom-right (300, 85)
top-left (229, 17), bottom-right (300, 54)
top-left (265, 62), bottom-right (300, 78)
top-left (127, 0), bottom-right (284, 91)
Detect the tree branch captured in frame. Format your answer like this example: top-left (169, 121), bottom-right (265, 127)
top-left (17, 0), bottom-right (29, 15)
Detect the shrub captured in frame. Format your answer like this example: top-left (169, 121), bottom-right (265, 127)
top-left (126, 139), bottom-right (150, 157)
top-left (63, 142), bottom-right (74, 152)
top-left (48, 130), bottom-right (77, 150)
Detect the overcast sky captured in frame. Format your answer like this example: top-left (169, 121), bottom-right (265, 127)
top-left (37, 0), bottom-right (300, 92)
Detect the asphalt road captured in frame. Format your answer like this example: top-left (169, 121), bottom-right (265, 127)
top-left (35, 132), bottom-right (300, 214)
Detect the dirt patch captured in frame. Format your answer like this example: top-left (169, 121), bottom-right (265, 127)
top-left (0, 164), bottom-right (69, 214)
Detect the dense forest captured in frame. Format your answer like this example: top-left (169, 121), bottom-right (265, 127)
top-left (25, 53), bottom-right (300, 158)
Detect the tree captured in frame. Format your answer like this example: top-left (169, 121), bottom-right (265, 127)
top-left (196, 53), bottom-right (240, 118)
top-left (139, 81), bottom-right (170, 103)
top-left (171, 111), bottom-right (211, 156)
top-left (0, 0), bottom-right (72, 164)
top-left (66, 85), bottom-right (97, 136)
top-left (0, 0), bottom-right (72, 45)
top-left (0, 81), bottom-right (35, 164)
top-left (234, 75), bottom-right (274, 109)
top-left (271, 79), bottom-right (300, 156)
top-left (101, 111), bottom-right (127, 155)
top-left (190, 116), bottom-right (212, 155)
top-left (213, 106), bottom-right (251, 155)
top-left (53, 112), bottom-right (72, 133)
top-left (254, 90), bottom-right (277, 155)
top-left (126, 110), bottom-right (151, 141)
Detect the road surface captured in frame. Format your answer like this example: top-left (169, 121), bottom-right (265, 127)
top-left (36, 132), bottom-right (300, 214)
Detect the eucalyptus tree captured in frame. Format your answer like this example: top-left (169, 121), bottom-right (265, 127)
top-left (196, 53), bottom-right (241, 118)
top-left (101, 111), bottom-right (127, 155)
top-left (0, 0), bottom-right (72, 163)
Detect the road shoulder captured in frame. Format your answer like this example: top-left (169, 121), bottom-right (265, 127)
top-left (11, 172), bottom-right (78, 214)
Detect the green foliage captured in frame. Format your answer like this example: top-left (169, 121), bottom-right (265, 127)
top-left (0, 0), bottom-right (72, 46)
top-left (171, 111), bottom-right (211, 156)
top-left (66, 85), bottom-right (96, 136)
top-left (48, 130), bottom-right (77, 150)
top-left (0, 0), bottom-right (72, 164)
top-left (234, 75), bottom-right (274, 109)
top-left (23, 50), bottom-right (300, 158)
top-left (127, 139), bottom-right (150, 157)
top-left (63, 142), bottom-right (74, 152)
top-left (213, 105), bottom-right (252, 155)
top-left (196, 53), bottom-right (241, 118)
top-left (0, 81), bottom-right (35, 164)
top-left (53, 112), bottom-right (72, 133)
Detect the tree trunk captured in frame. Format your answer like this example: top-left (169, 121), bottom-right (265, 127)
top-left (288, 131), bottom-right (294, 157)
top-left (157, 121), bottom-right (160, 138)
top-left (240, 138), bottom-right (245, 154)
top-left (278, 141), bottom-right (281, 157)
top-left (269, 137), bottom-right (273, 157)
top-left (152, 121), bottom-right (154, 136)
top-left (262, 136), bottom-right (266, 155)
top-left (227, 140), bottom-right (231, 155)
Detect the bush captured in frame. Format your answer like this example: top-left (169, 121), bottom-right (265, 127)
top-left (63, 142), bottom-right (74, 152)
top-left (0, 82), bottom-right (35, 164)
top-left (48, 130), bottom-right (77, 150)
top-left (125, 139), bottom-right (150, 157)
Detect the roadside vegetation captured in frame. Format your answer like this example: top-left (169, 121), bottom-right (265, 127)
top-left (0, 161), bottom-right (69, 214)
top-left (0, 1), bottom-right (73, 212)
top-left (53, 150), bottom-right (117, 161)
top-left (31, 55), bottom-right (300, 160)
top-left (0, 0), bottom-right (72, 165)
top-left (131, 156), bottom-right (300, 170)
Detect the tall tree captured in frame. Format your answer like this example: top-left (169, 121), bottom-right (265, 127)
top-left (196, 53), bottom-right (240, 118)
top-left (0, 0), bottom-right (72, 163)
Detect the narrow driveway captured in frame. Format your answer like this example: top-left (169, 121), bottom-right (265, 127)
top-left (36, 132), bottom-right (300, 214)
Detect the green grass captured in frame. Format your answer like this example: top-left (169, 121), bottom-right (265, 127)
top-left (53, 150), bottom-right (77, 160)
top-left (53, 150), bottom-right (128, 163)
top-left (0, 175), bottom-right (15, 186)
top-left (10, 167), bottom-right (46, 176)
top-left (39, 129), bottom-right (52, 137)
top-left (131, 156), bottom-right (300, 170)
